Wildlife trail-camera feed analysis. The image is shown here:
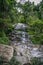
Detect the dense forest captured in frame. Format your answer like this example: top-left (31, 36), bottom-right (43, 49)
top-left (0, 0), bottom-right (43, 44)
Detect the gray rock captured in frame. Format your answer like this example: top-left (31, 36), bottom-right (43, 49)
top-left (15, 56), bottom-right (28, 65)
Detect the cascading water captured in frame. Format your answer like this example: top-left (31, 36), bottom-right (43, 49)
top-left (14, 23), bottom-right (31, 44)
top-left (9, 23), bottom-right (43, 64)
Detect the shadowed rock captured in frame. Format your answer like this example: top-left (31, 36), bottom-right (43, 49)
top-left (23, 63), bottom-right (31, 65)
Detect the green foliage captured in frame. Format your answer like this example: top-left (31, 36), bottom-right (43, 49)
top-left (0, 0), bottom-right (43, 44)
top-left (0, 31), bottom-right (9, 44)
top-left (31, 58), bottom-right (43, 65)
top-left (9, 56), bottom-right (21, 65)
top-left (18, 15), bottom-right (25, 23)
top-left (27, 18), bottom-right (43, 44)
top-left (0, 56), bottom-right (21, 65)
top-left (0, 0), bottom-right (17, 44)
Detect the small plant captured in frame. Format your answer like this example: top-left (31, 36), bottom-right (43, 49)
top-left (9, 56), bottom-right (21, 65)
top-left (31, 57), bottom-right (43, 65)
top-left (0, 56), bottom-right (21, 65)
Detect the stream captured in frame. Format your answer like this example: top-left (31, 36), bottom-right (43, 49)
top-left (9, 23), bottom-right (43, 64)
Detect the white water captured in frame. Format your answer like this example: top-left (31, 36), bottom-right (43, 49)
top-left (10, 23), bottom-right (43, 60)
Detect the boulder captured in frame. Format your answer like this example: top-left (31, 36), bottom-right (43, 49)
top-left (0, 44), bottom-right (14, 61)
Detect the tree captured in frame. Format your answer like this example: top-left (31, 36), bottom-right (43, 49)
top-left (0, 0), bottom-right (17, 44)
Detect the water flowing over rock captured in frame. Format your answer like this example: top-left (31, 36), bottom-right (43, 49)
top-left (13, 44), bottom-right (43, 65)
top-left (9, 23), bottom-right (43, 64)
top-left (15, 23), bottom-right (26, 30)
top-left (0, 44), bottom-right (14, 61)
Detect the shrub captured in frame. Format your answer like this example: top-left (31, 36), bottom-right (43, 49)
top-left (0, 56), bottom-right (21, 65)
top-left (31, 58), bottom-right (43, 65)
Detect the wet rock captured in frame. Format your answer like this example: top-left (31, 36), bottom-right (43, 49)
top-left (13, 44), bottom-right (43, 64)
top-left (0, 44), bottom-right (14, 61)
top-left (15, 23), bottom-right (26, 30)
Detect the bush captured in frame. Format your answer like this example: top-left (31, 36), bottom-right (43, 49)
top-left (0, 31), bottom-right (9, 44)
top-left (0, 56), bottom-right (21, 65)
top-left (31, 58), bottom-right (43, 65)
top-left (9, 56), bottom-right (21, 65)
top-left (27, 19), bottom-right (43, 44)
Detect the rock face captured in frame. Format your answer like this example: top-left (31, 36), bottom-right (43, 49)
top-left (0, 44), bottom-right (14, 61)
